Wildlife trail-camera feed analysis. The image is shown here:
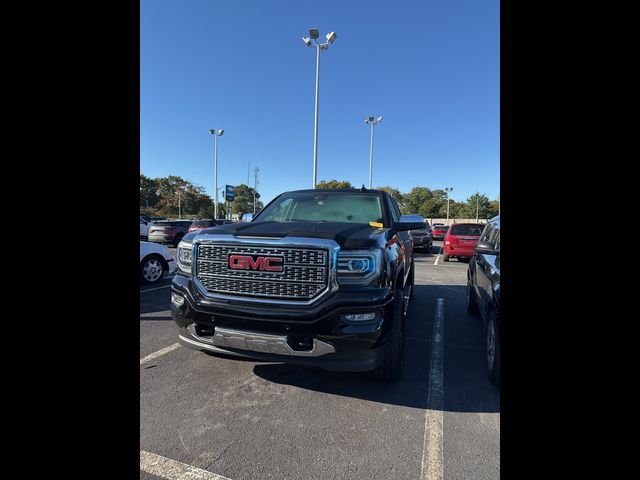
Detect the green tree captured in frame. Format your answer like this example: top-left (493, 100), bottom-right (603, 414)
top-left (462, 192), bottom-right (493, 220)
top-left (230, 184), bottom-right (263, 216)
top-left (153, 176), bottom-right (213, 217)
top-left (376, 186), bottom-right (404, 208)
top-left (316, 179), bottom-right (353, 189)
top-left (402, 187), bottom-right (432, 214)
top-left (140, 174), bottom-right (159, 210)
top-left (489, 199), bottom-right (500, 218)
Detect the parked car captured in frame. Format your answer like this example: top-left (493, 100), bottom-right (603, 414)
top-left (466, 215), bottom-right (500, 385)
top-left (148, 220), bottom-right (192, 247)
top-left (188, 219), bottom-right (234, 232)
top-left (442, 223), bottom-right (484, 262)
top-left (146, 216), bottom-right (168, 226)
top-left (432, 224), bottom-right (449, 240)
top-left (407, 214), bottom-right (432, 253)
top-left (171, 188), bottom-right (425, 381)
top-left (140, 241), bottom-right (177, 284)
top-left (140, 217), bottom-right (149, 240)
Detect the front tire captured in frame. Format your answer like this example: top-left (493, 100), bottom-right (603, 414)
top-left (377, 292), bottom-right (405, 382)
top-left (443, 253), bottom-right (449, 262)
top-left (486, 311), bottom-right (501, 386)
top-left (466, 278), bottom-right (480, 315)
top-left (140, 255), bottom-right (165, 284)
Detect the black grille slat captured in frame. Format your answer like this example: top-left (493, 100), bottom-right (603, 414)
top-left (195, 244), bottom-right (329, 300)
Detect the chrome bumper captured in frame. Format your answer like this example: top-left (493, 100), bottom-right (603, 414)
top-left (182, 325), bottom-right (336, 357)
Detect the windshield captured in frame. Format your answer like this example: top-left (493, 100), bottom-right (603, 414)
top-left (450, 224), bottom-right (483, 236)
top-left (256, 192), bottom-right (384, 224)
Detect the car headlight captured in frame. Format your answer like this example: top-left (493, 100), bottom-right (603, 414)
top-left (337, 249), bottom-right (383, 285)
top-left (177, 240), bottom-right (193, 274)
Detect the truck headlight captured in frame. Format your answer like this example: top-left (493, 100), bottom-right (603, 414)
top-left (337, 249), bottom-right (383, 285)
top-left (177, 241), bottom-right (193, 274)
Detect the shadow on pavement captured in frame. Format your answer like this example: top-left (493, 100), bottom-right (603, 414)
top-left (253, 285), bottom-right (499, 413)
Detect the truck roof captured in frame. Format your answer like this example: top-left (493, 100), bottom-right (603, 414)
top-left (282, 188), bottom-right (387, 195)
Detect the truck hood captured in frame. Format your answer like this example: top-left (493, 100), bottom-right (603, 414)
top-left (197, 221), bottom-right (388, 249)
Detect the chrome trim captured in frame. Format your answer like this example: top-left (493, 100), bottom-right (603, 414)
top-left (192, 234), bottom-right (340, 306)
top-left (185, 325), bottom-right (336, 357)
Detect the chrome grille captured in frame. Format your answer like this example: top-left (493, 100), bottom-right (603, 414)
top-left (195, 243), bottom-right (329, 300)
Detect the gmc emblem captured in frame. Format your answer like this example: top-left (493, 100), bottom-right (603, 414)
top-left (228, 255), bottom-right (284, 272)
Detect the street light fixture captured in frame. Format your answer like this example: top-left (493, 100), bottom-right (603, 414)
top-left (209, 128), bottom-right (224, 219)
top-left (444, 187), bottom-right (453, 225)
top-left (364, 115), bottom-right (383, 189)
top-left (301, 27), bottom-right (337, 188)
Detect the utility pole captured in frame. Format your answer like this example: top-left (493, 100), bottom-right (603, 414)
top-left (253, 167), bottom-right (260, 214)
top-left (476, 195), bottom-right (479, 223)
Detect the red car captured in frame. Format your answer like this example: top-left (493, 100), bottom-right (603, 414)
top-left (432, 224), bottom-right (449, 240)
top-left (443, 223), bottom-right (484, 262)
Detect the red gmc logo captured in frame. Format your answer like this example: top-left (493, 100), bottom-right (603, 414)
top-left (228, 255), bottom-right (284, 272)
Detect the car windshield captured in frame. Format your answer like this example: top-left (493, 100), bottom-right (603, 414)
top-left (193, 221), bottom-right (213, 227)
top-left (450, 224), bottom-right (483, 236)
top-left (256, 192), bottom-right (384, 224)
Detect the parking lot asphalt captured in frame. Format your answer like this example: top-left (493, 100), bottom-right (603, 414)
top-left (140, 240), bottom-right (500, 479)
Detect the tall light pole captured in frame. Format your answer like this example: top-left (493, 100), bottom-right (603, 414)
top-left (177, 190), bottom-right (181, 219)
top-left (302, 28), bottom-right (337, 188)
top-left (209, 128), bottom-right (224, 219)
top-left (445, 187), bottom-right (453, 224)
top-left (476, 194), bottom-right (479, 222)
top-left (364, 116), bottom-right (383, 189)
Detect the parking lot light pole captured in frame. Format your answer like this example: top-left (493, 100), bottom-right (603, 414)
top-left (364, 116), bottom-right (383, 189)
top-left (302, 28), bottom-right (337, 188)
top-left (445, 187), bottom-right (453, 224)
top-left (209, 129), bottom-right (224, 219)
top-left (476, 196), bottom-right (479, 223)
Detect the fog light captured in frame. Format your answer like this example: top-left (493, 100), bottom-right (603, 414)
top-left (171, 293), bottom-right (185, 307)
top-left (343, 312), bottom-right (376, 322)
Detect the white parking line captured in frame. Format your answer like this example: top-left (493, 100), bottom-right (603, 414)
top-left (140, 284), bottom-right (172, 293)
top-left (420, 298), bottom-right (445, 480)
top-left (140, 450), bottom-right (233, 480)
top-left (434, 255), bottom-right (440, 265)
top-left (140, 343), bottom-right (181, 366)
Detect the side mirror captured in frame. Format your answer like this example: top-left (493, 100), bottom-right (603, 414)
top-left (394, 215), bottom-right (427, 231)
top-left (475, 241), bottom-right (499, 255)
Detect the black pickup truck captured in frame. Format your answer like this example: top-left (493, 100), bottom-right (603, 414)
top-left (170, 188), bottom-right (425, 381)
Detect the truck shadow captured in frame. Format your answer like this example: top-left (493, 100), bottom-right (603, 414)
top-left (253, 285), bottom-right (500, 413)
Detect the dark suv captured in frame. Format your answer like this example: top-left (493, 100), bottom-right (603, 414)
top-left (407, 215), bottom-right (432, 253)
top-left (170, 189), bottom-right (425, 381)
top-left (466, 215), bottom-right (500, 386)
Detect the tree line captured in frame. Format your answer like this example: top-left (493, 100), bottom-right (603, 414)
top-left (316, 179), bottom-right (499, 219)
top-left (141, 174), bottom-right (498, 220)
top-left (140, 174), bottom-right (262, 218)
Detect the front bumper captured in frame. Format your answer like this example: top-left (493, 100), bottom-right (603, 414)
top-left (170, 274), bottom-right (393, 372)
top-left (411, 236), bottom-right (430, 246)
top-left (165, 258), bottom-right (177, 275)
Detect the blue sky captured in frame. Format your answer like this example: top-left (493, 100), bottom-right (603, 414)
top-left (140, 0), bottom-right (499, 206)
